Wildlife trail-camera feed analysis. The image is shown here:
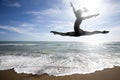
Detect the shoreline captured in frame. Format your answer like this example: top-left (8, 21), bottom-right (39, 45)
top-left (0, 67), bottom-right (120, 80)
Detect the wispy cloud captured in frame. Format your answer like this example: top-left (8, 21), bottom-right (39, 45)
top-left (3, 0), bottom-right (22, 7)
top-left (49, 20), bottom-right (73, 31)
top-left (8, 2), bottom-right (21, 7)
top-left (26, 6), bottom-right (74, 32)
top-left (0, 31), bottom-right (6, 34)
top-left (26, 8), bottom-right (65, 21)
top-left (26, 8), bottom-right (61, 16)
top-left (0, 23), bottom-right (43, 37)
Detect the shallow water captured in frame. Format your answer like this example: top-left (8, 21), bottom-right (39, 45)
top-left (0, 41), bottom-right (120, 76)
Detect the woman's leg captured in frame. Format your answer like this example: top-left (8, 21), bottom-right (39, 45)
top-left (83, 30), bottom-right (109, 35)
top-left (50, 31), bottom-right (76, 36)
top-left (50, 31), bottom-right (67, 36)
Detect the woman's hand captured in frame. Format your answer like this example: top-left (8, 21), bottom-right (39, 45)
top-left (94, 13), bottom-right (100, 17)
top-left (70, 2), bottom-right (73, 7)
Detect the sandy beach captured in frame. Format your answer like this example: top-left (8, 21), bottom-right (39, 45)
top-left (0, 67), bottom-right (120, 80)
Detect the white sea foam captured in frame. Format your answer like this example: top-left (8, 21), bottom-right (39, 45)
top-left (0, 53), bottom-right (120, 76)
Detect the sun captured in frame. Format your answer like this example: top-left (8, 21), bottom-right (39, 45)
top-left (80, 0), bottom-right (102, 14)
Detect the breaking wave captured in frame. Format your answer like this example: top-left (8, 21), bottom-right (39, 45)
top-left (0, 52), bottom-right (120, 76)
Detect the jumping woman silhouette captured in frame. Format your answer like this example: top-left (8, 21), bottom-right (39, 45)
top-left (50, 2), bottom-right (109, 37)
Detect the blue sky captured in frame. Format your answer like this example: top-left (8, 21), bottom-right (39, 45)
top-left (0, 0), bottom-right (120, 42)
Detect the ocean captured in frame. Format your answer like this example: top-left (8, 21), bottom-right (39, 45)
top-left (0, 41), bottom-right (120, 76)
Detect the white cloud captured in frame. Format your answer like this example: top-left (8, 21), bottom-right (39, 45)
top-left (49, 20), bottom-right (73, 31)
top-left (4, 2), bottom-right (21, 7)
top-left (0, 23), bottom-right (43, 38)
top-left (10, 2), bottom-right (21, 7)
top-left (26, 8), bottom-right (62, 17)
top-left (0, 31), bottom-right (6, 34)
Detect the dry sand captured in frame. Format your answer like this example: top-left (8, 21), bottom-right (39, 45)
top-left (0, 67), bottom-right (120, 80)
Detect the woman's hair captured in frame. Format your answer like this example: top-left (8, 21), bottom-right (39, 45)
top-left (82, 7), bottom-right (88, 12)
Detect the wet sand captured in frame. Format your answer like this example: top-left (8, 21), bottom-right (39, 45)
top-left (0, 67), bottom-right (120, 80)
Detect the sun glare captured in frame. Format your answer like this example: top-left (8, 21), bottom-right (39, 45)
top-left (85, 40), bottom-right (104, 46)
top-left (78, 34), bottom-right (108, 45)
top-left (80, 0), bottom-right (102, 15)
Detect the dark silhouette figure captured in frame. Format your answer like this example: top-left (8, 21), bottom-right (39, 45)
top-left (50, 2), bottom-right (109, 37)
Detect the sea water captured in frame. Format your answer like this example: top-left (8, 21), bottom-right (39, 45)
top-left (0, 41), bottom-right (120, 76)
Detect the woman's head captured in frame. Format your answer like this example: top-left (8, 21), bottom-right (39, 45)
top-left (76, 8), bottom-right (88, 16)
top-left (76, 9), bottom-right (82, 16)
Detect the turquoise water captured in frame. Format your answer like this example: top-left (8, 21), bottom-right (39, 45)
top-left (0, 41), bottom-right (120, 76)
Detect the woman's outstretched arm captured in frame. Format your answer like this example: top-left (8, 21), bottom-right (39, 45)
top-left (83, 13), bottom-right (99, 20)
top-left (70, 2), bottom-right (76, 14)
